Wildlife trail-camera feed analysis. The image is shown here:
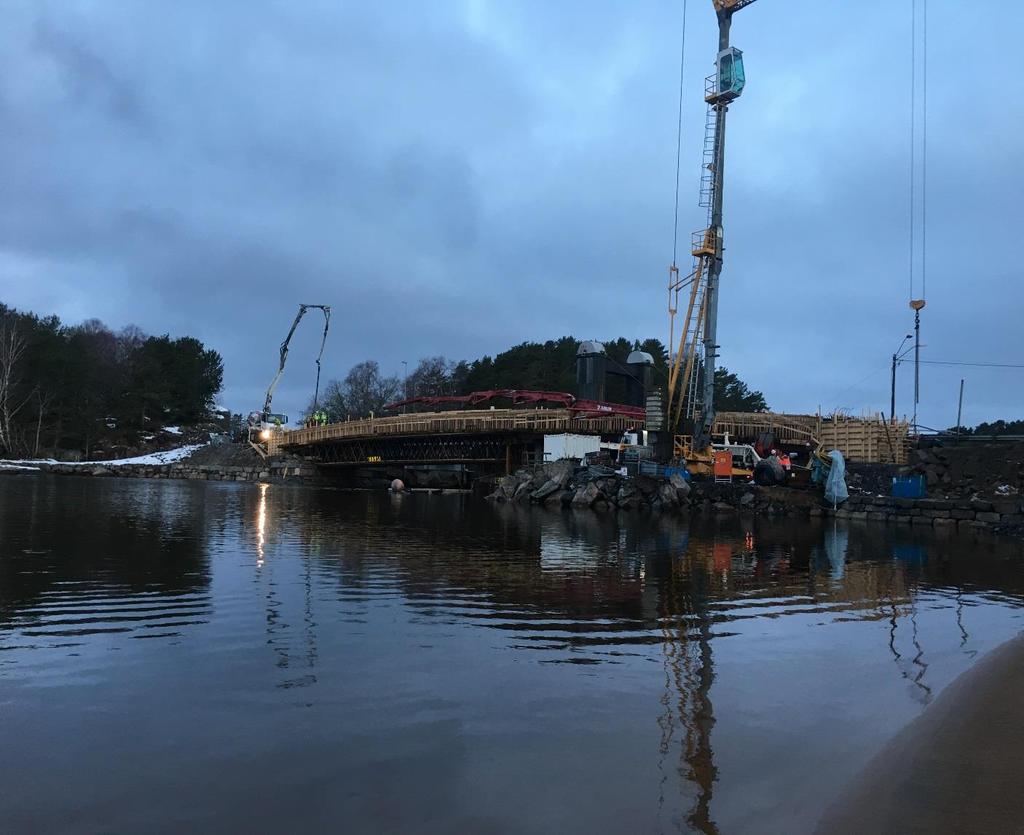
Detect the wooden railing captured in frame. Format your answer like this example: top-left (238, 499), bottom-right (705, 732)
top-left (268, 408), bottom-right (640, 455)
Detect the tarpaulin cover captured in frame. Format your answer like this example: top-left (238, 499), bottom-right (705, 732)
top-left (824, 449), bottom-right (849, 506)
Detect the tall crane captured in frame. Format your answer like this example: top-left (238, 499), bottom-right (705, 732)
top-left (666, 0), bottom-right (758, 466)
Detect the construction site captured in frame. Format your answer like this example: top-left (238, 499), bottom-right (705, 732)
top-left (241, 0), bottom-right (949, 506)
top-left (5, 4), bottom-right (1024, 834)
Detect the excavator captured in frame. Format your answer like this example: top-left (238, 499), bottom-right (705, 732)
top-left (248, 304), bottom-right (331, 449)
top-left (665, 0), bottom-right (770, 481)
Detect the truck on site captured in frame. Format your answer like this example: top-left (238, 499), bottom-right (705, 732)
top-left (248, 303), bottom-right (331, 451)
top-left (616, 426), bottom-right (787, 484)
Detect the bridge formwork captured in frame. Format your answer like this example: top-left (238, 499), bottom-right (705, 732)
top-left (269, 408), bottom-right (639, 474)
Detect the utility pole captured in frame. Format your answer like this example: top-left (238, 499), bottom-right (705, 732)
top-left (891, 333), bottom-right (913, 422)
top-left (890, 353), bottom-right (897, 423)
top-left (401, 360), bottom-right (408, 413)
top-left (955, 378), bottom-right (965, 443)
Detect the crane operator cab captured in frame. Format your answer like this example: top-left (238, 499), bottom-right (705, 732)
top-left (709, 46), bottom-right (745, 103)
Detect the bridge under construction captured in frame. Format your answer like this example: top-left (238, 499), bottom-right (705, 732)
top-left (267, 402), bottom-right (909, 480)
top-left (267, 407), bottom-right (639, 472)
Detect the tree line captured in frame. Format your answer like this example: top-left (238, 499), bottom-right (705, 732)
top-left (946, 419), bottom-right (1024, 436)
top-left (310, 336), bottom-right (769, 421)
top-left (0, 303), bottom-right (223, 457)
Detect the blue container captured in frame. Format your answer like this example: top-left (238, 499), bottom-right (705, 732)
top-left (663, 465), bottom-right (692, 482)
top-left (892, 475), bottom-right (926, 499)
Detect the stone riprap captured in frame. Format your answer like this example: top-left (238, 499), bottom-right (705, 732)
top-left (26, 459), bottom-right (314, 483)
top-left (487, 462), bottom-right (1023, 535)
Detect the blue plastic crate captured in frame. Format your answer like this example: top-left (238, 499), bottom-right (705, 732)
top-left (663, 465), bottom-right (692, 482)
top-left (892, 475), bottom-right (925, 499)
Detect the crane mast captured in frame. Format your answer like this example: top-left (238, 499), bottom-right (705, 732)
top-left (666, 0), bottom-right (755, 459)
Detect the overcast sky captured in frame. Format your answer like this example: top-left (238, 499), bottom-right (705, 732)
top-left (2, 0), bottom-right (1021, 428)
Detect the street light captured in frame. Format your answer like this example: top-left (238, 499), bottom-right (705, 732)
top-left (401, 361), bottom-right (408, 413)
top-left (890, 333), bottom-right (914, 422)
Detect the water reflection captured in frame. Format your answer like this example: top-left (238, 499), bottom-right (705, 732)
top-left (256, 481), bottom-right (268, 567)
top-left (0, 476), bottom-right (211, 649)
top-left (657, 541), bottom-right (720, 834)
top-left (2, 478), bottom-right (1024, 833)
top-left (268, 491), bottom-right (1024, 832)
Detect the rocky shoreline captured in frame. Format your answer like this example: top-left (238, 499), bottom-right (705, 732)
top-left (8, 452), bottom-right (1023, 537)
top-left (14, 459), bottom-right (315, 483)
top-left (487, 462), bottom-right (1024, 536)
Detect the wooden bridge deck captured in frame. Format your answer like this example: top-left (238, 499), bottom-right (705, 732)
top-left (268, 408), bottom-right (640, 457)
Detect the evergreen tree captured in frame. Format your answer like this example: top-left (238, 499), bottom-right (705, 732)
top-left (0, 304), bottom-right (223, 456)
top-left (713, 367), bottom-right (769, 412)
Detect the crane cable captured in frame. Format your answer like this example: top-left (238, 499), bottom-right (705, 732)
top-left (671, 0), bottom-right (690, 269)
top-left (922, 0), bottom-right (928, 299)
top-left (913, 0), bottom-right (921, 301)
top-left (909, 0), bottom-right (929, 301)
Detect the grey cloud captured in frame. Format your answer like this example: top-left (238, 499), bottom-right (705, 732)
top-left (0, 0), bottom-right (1021, 427)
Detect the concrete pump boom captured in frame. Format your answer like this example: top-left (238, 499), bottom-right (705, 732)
top-left (262, 304), bottom-right (332, 418)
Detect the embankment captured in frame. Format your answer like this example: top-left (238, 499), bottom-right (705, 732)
top-left (30, 458), bottom-right (316, 483)
top-left (488, 462), bottom-right (1024, 535)
top-left (2, 442), bottom-right (319, 484)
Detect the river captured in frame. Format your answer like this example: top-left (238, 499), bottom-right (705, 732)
top-left (1, 475), bottom-right (1022, 834)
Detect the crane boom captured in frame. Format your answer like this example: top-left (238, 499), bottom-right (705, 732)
top-left (262, 304), bottom-right (332, 417)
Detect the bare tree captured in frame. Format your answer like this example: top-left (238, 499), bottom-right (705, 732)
top-left (0, 319), bottom-right (29, 455)
top-left (342, 360), bottom-right (401, 417)
top-left (313, 361), bottom-right (402, 420)
top-left (33, 387), bottom-right (56, 457)
top-left (407, 356), bottom-right (455, 398)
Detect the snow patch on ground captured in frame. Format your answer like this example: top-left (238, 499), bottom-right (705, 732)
top-left (0, 463), bottom-right (40, 471)
top-left (163, 426), bottom-right (183, 435)
top-left (1, 445), bottom-right (204, 468)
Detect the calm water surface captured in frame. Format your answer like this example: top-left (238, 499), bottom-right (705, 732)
top-left (2, 476), bottom-right (1023, 834)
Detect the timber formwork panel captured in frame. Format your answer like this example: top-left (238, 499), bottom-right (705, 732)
top-left (712, 411), bottom-right (910, 464)
top-left (269, 408), bottom-right (637, 457)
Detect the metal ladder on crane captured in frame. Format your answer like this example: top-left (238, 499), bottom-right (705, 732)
top-left (698, 85), bottom-right (721, 222)
top-left (668, 71), bottom-right (724, 434)
top-left (686, 87), bottom-right (723, 423)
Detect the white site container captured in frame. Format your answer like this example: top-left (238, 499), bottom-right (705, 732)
top-left (543, 433), bottom-right (600, 462)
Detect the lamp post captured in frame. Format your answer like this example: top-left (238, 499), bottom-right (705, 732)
top-left (401, 361), bottom-right (408, 413)
top-left (909, 299), bottom-right (926, 430)
top-left (891, 333), bottom-right (913, 422)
